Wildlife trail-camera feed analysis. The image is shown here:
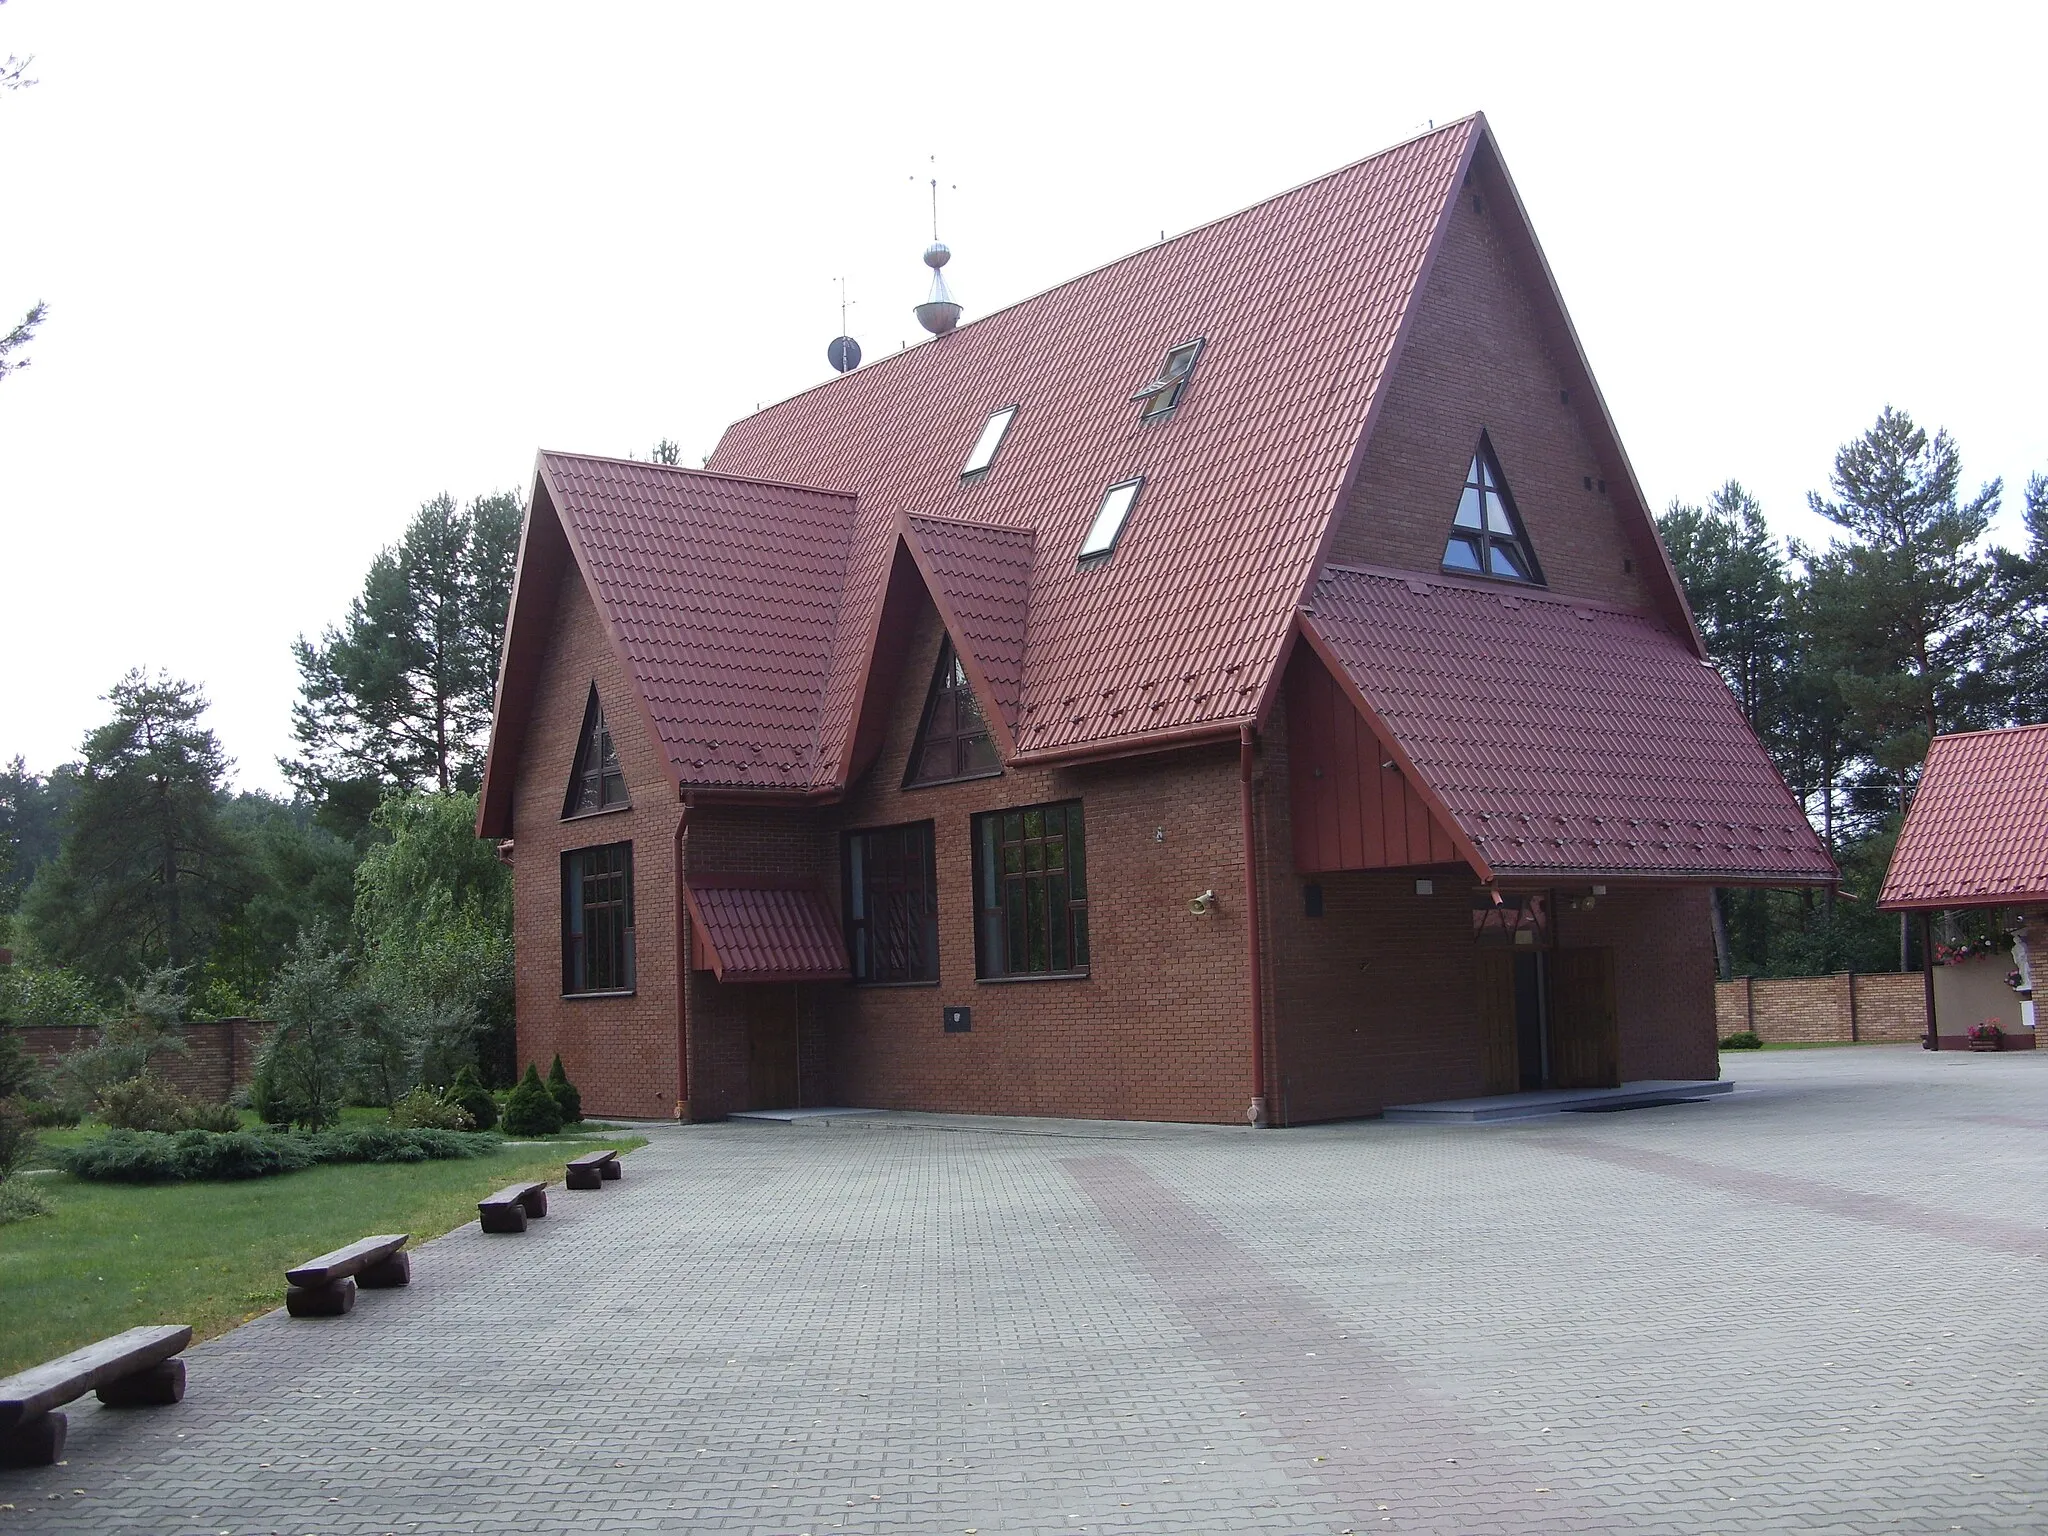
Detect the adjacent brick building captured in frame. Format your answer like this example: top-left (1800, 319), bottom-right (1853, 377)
top-left (478, 115), bottom-right (1836, 1125)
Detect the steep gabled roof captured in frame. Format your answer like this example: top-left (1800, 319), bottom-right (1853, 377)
top-left (900, 513), bottom-right (1034, 748)
top-left (1879, 723), bottom-right (2048, 910)
top-left (1301, 565), bottom-right (1835, 883)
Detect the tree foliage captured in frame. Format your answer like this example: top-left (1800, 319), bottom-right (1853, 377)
top-left (19, 673), bottom-right (246, 984)
top-left (288, 491), bottom-right (521, 822)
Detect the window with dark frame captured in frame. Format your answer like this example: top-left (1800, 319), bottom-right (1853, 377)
top-left (561, 842), bottom-right (635, 994)
top-left (563, 686), bottom-right (629, 816)
top-left (973, 801), bottom-right (1089, 979)
top-left (1132, 338), bottom-right (1204, 421)
top-left (905, 637), bottom-right (1001, 786)
top-left (843, 821), bottom-right (940, 984)
top-left (1440, 434), bottom-right (1545, 585)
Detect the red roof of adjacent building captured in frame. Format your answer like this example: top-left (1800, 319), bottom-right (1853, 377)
top-left (1301, 566), bottom-right (1835, 882)
top-left (681, 879), bottom-right (850, 982)
top-left (1879, 723), bottom-right (2048, 910)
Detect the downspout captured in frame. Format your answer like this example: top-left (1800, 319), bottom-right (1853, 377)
top-left (674, 806), bottom-right (692, 1115)
top-left (1240, 725), bottom-right (1268, 1128)
top-left (1919, 911), bottom-right (1938, 1051)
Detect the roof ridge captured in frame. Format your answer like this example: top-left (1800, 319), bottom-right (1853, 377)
top-left (1318, 560), bottom-right (1671, 624)
top-left (906, 509), bottom-right (1037, 538)
top-left (537, 448), bottom-right (856, 503)
top-left (1929, 721), bottom-right (2048, 744)
top-left (720, 117), bottom-right (1485, 432)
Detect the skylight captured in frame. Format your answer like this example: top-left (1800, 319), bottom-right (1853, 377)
top-left (1441, 436), bottom-right (1544, 585)
top-left (1132, 338), bottom-right (1204, 421)
top-left (961, 406), bottom-right (1017, 478)
top-left (1080, 478), bottom-right (1143, 561)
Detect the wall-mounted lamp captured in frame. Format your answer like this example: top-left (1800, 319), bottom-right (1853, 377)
top-left (1190, 888), bottom-right (1217, 916)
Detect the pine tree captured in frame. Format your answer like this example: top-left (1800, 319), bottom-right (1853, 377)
top-left (287, 490), bottom-right (522, 819)
top-left (20, 673), bottom-right (246, 983)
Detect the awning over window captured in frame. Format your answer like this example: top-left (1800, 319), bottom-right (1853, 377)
top-left (682, 878), bottom-right (850, 983)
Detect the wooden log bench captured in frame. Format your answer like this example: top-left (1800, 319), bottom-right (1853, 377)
top-left (283, 1233), bottom-right (411, 1318)
top-left (478, 1180), bottom-right (547, 1233)
top-left (0, 1324), bottom-right (191, 1469)
top-left (565, 1148), bottom-right (621, 1190)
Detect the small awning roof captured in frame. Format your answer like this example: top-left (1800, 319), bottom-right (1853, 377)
top-left (1879, 723), bottom-right (2048, 910)
top-left (1300, 564), bottom-right (1837, 884)
top-left (683, 879), bottom-right (850, 983)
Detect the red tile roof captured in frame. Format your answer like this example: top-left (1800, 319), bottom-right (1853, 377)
top-left (1879, 723), bottom-right (2048, 910)
top-left (539, 453), bottom-right (857, 791)
top-left (682, 878), bottom-right (850, 982)
top-left (1301, 565), bottom-right (1836, 882)
top-left (707, 119), bottom-right (1485, 770)
top-left (901, 513), bottom-right (1034, 745)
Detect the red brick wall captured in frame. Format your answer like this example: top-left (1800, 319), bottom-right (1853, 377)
top-left (1329, 172), bottom-right (1658, 613)
top-left (16, 1019), bottom-right (270, 1103)
top-left (509, 561), bottom-right (684, 1120)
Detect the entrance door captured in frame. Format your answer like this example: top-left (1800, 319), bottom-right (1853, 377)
top-left (1550, 947), bottom-right (1620, 1089)
top-left (744, 986), bottom-right (801, 1110)
top-left (1478, 951), bottom-right (1549, 1093)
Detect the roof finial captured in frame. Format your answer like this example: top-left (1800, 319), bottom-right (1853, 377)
top-left (912, 154), bottom-right (961, 337)
top-left (826, 276), bottom-right (861, 374)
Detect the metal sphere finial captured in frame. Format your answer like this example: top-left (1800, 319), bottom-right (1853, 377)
top-left (924, 242), bottom-right (952, 270)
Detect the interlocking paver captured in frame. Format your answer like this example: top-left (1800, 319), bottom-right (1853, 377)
top-left (4, 1045), bottom-right (2045, 1533)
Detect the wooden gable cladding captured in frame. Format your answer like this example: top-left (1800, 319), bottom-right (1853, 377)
top-left (1284, 646), bottom-right (1462, 874)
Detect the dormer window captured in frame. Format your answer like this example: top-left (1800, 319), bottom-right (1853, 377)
top-left (961, 406), bottom-right (1018, 478)
top-left (563, 686), bottom-right (629, 816)
top-left (1131, 338), bottom-right (1203, 421)
top-left (1440, 435), bottom-right (1544, 585)
top-left (1079, 477), bottom-right (1143, 563)
top-left (905, 637), bottom-right (1001, 787)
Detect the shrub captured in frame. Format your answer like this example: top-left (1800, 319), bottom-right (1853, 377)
top-left (52, 1124), bottom-right (496, 1182)
top-left (449, 1066), bottom-right (497, 1131)
top-left (1718, 1031), bottom-right (1765, 1050)
top-left (100, 1074), bottom-right (198, 1132)
top-left (388, 1085), bottom-right (475, 1131)
top-left (546, 1054), bottom-right (582, 1127)
top-left (18, 1098), bottom-right (80, 1128)
top-left (182, 1099), bottom-right (244, 1133)
top-left (0, 1027), bottom-right (46, 1100)
top-left (253, 930), bottom-right (353, 1131)
top-left (0, 1098), bottom-right (38, 1180)
top-left (0, 1177), bottom-right (51, 1224)
top-left (501, 1064), bottom-right (562, 1136)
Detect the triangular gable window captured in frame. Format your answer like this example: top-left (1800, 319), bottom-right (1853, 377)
top-left (1441, 434), bottom-right (1544, 585)
top-left (563, 686), bottom-right (629, 817)
top-left (905, 637), bottom-right (1001, 787)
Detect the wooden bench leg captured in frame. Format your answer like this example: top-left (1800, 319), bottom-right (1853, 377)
top-left (518, 1187), bottom-right (548, 1219)
top-left (0, 1412), bottom-right (65, 1469)
top-left (599, 1159), bottom-right (622, 1181)
top-left (479, 1203), bottom-right (528, 1234)
top-left (566, 1165), bottom-right (602, 1190)
top-left (285, 1277), bottom-right (358, 1317)
top-left (96, 1357), bottom-right (186, 1409)
top-left (358, 1251), bottom-right (412, 1288)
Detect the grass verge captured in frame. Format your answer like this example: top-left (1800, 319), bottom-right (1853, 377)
top-left (0, 1132), bottom-right (646, 1377)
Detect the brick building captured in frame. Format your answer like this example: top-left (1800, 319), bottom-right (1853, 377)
top-left (477, 115), bottom-right (1835, 1125)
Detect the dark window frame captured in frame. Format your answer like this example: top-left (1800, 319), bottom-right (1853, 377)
top-left (960, 404), bottom-right (1020, 480)
top-left (904, 636), bottom-right (1003, 788)
top-left (1132, 337), bottom-right (1205, 422)
top-left (561, 841), bottom-right (636, 996)
top-left (1078, 476), bottom-right (1144, 566)
top-left (972, 800), bottom-right (1090, 981)
top-left (842, 820), bottom-right (941, 986)
top-left (1440, 431), bottom-right (1546, 587)
top-left (562, 685), bottom-right (631, 819)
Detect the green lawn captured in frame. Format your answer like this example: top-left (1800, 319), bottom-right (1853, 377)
top-left (0, 1128), bottom-right (646, 1376)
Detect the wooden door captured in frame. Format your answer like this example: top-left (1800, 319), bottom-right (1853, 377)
top-left (745, 987), bottom-right (800, 1110)
top-left (1550, 947), bottom-right (1620, 1089)
top-left (1477, 951), bottom-right (1519, 1095)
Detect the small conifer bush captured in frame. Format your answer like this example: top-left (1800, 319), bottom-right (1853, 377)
top-left (450, 1066), bottom-right (498, 1130)
top-left (501, 1064), bottom-right (563, 1137)
top-left (1718, 1031), bottom-right (1765, 1050)
top-left (546, 1054), bottom-right (582, 1127)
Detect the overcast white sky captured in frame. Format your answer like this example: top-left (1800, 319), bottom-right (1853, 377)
top-left (1, 2), bottom-right (2041, 792)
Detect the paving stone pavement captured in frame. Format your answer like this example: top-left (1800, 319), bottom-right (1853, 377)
top-left (6, 1045), bottom-right (2046, 1535)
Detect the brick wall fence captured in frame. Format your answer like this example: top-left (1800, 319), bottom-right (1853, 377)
top-left (14, 1019), bottom-right (272, 1104)
top-left (1714, 974), bottom-right (1926, 1046)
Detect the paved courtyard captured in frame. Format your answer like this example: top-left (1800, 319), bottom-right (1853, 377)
top-left (7, 1045), bottom-right (2047, 1535)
